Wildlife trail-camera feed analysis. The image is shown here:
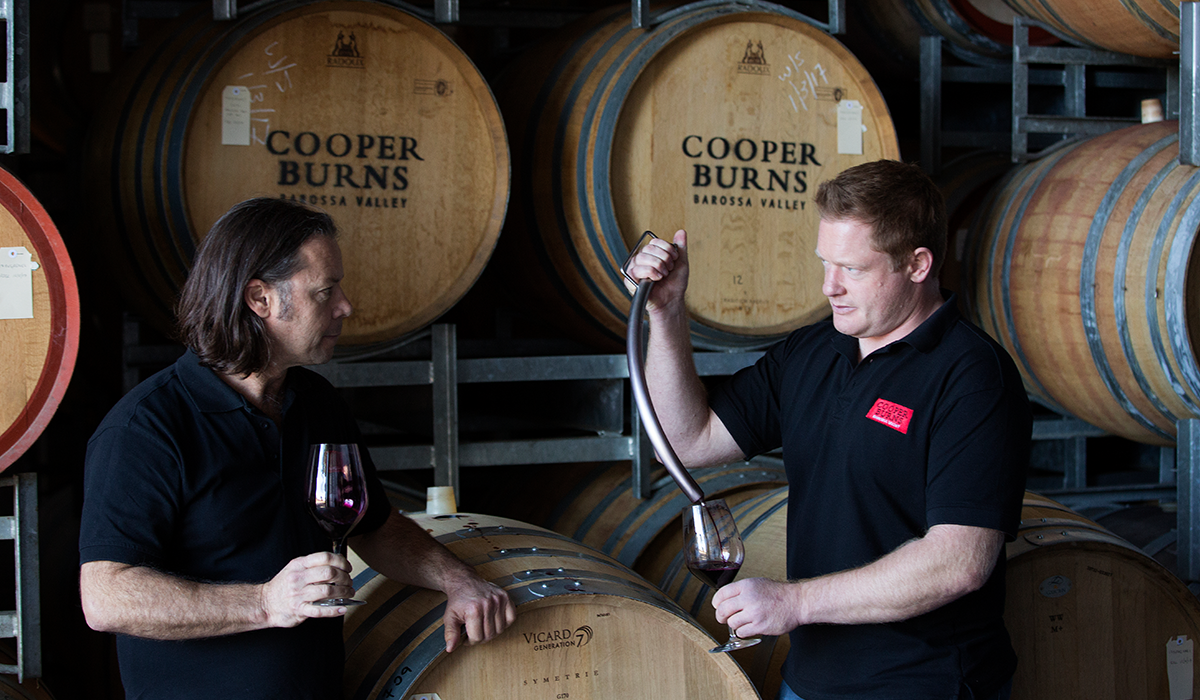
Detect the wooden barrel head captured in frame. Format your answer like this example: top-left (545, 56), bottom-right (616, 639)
top-left (0, 169), bottom-right (79, 471)
top-left (611, 13), bottom-right (897, 340)
top-left (90, 1), bottom-right (508, 351)
top-left (1007, 493), bottom-right (1200, 699)
top-left (343, 513), bottom-right (759, 700)
top-left (504, 5), bottom-right (898, 350)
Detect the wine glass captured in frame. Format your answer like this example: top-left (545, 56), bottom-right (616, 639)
top-left (683, 498), bottom-right (761, 653)
top-left (306, 443), bottom-right (369, 607)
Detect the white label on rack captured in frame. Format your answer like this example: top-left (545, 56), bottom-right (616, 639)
top-left (1168, 635), bottom-right (1193, 700)
top-left (837, 100), bottom-right (863, 155)
top-left (0, 247), bottom-right (34, 319)
top-left (409, 694), bottom-right (442, 700)
top-left (222, 86), bottom-right (252, 146)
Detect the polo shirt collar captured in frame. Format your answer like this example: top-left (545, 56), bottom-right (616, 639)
top-left (902, 290), bottom-right (961, 353)
top-left (176, 348), bottom-right (299, 415)
top-left (830, 290), bottom-right (963, 359)
top-left (176, 349), bottom-right (246, 412)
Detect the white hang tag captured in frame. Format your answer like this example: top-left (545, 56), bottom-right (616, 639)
top-left (0, 247), bottom-right (35, 320)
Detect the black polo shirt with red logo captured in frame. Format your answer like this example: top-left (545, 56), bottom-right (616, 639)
top-left (710, 295), bottom-right (1031, 700)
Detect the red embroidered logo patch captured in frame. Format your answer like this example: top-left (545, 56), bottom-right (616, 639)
top-left (866, 398), bottom-right (913, 434)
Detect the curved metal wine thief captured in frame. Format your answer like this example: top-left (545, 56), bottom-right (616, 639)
top-left (624, 232), bottom-right (706, 505)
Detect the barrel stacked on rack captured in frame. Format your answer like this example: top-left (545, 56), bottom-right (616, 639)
top-left (0, 168), bottom-right (79, 472)
top-left (497, 4), bottom-right (898, 350)
top-left (86, 0), bottom-right (509, 353)
top-left (1003, 0), bottom-right (1182, 59)
top-left (965, 120), bottom-right (1200, 445)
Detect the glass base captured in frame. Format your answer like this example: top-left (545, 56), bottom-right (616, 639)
top-left (709, 634), bottom-right (762, 653)
top-left (312, 597), bottom-right (367, 607)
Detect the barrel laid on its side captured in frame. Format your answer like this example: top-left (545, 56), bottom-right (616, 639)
top-left (1007, 492), bottom-right (1200, 699)
top-left (1003, 0), bottom-right (1180, 59)
top-left (86, 0), bottom-right (508, 353)
top-left (0, 168), bottom-right (79, 472)
top-left (853, 0), bottom-right (1058, 66)
top-left (497, 4), bottom-right (897, 351)
top-left (966, 120), bottom-right (1200, 445)
top-left (343, 513), bottom-right (759, 700)
top-left (650, 487), bottom-right (790, 700)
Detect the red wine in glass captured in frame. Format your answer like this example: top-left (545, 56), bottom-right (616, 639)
top-left (306, 443), bottom-right (369, 607)
top-left (687, 561), bottom-right (742, 590)
top-left (683, 499), bottom-right (761, 653)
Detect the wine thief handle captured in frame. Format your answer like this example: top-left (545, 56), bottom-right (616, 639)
top-left (627, 277), bottom-right (706, 505)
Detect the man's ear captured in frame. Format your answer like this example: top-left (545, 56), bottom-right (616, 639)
top-left (244, 279), bottom-right (272, 319)
top-left (909, 247), bottom-right (934, 283)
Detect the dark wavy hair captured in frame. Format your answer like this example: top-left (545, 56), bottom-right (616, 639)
top-left (814, 160), bottom-right (947, 276)
top-left (176, 197), bottom-right (338, 376)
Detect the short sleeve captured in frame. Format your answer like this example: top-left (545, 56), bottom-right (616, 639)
top-left (79, 424), bottom-right (182, 568)
top-left (925, 353), bottom-right (1031, 537)
top-left (709, 339), bottom-right (789, 458)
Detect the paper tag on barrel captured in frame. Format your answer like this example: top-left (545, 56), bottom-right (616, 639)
top-left (221, 86), bottom-right (251, 146)
top-left (837, 100), bottom-right (863, 155)
top-left (0, 247), bottom-right (36, 320)
top-left (1168, 635), bottom-right (1193, 700)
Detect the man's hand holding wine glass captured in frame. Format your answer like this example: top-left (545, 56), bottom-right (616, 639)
top-left (711, 576), bottom-right (805, 639)
top-left (259, 551), bottom-right (359, 627)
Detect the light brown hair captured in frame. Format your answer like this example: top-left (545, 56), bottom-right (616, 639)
top-left (814, 160), bottom-right (947, 275)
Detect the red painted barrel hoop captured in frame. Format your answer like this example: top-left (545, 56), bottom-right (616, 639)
top-left (0, 169), bottom-right (80, 471)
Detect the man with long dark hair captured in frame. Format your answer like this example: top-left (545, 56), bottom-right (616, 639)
top-left (627, 160), bottom-right (1030, 700)
top-left (79, 197), bottom-right (515, 699)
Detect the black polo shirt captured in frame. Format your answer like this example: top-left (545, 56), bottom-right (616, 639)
top-left (710, 295), bottom-right (1031, 700)
top-left (80, 349), bottom-right (391, 700)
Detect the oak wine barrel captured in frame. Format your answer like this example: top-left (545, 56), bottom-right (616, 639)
top-left (343, 513), bottom-right (759, 700)
top-left (853, 0), bottom-right (1057, 66)
top-left (966, 121), bottom-right (1200, 445)
top-left (1007, 492), bottom-right (1200, 699)
top-left (1004, 0), bottom-right (1180, 59)
top-left (85, 0), bottom-right (508, 353)
top-left (544, 463), bottom-right (789, 698)
top-left (0, 168), bottom-right (79, 471)
top-left (497, 3), bottom-right (898, 351)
